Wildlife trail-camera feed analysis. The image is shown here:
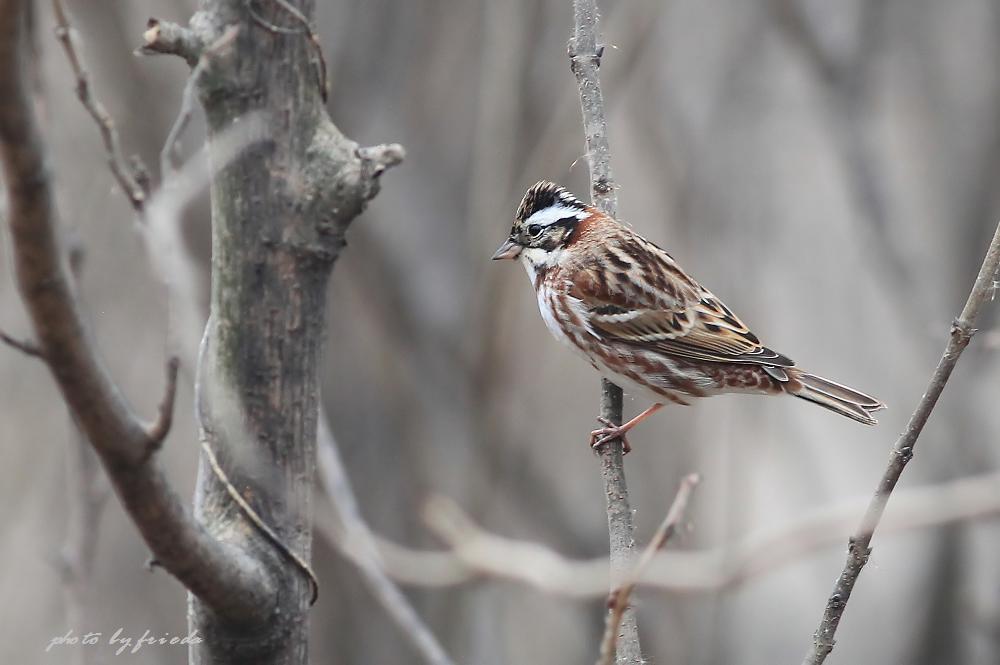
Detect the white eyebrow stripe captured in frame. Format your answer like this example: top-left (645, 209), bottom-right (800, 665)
top-left (524, 205), bottom-right (588, 227)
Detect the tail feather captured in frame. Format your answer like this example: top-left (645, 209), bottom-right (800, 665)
top-left (785, 370), bottom-right (886, 426)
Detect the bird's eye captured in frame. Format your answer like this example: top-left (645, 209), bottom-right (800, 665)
top-left (527, 224), bottom-right (543, 237)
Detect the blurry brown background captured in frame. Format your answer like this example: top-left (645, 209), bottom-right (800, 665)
top-left (2, 0), bottom-right (1000, 663)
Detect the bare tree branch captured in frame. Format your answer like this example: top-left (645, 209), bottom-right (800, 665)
top-left (390, 467), bottom-right (1000, 597)
top-left (135, 18), bottom-right (202, 65)
top-left (316, 415), bottom-right (457, 665)
top-left (58, 419), bottom-right (109, 665)
top-left (57, 247), bottom-right (109, 665)
top-left (598, 473), bottom-right (700, 665)
top-left (0, 0), bottom-right (274, 625)
top-left (803, 220), bottom-right (1000, 665)
top-left (568, 2), bottom-right (642, 662)
top-left (142, 355), bottom-right (179, 452)
top-left (159, 26), bottom-right (239, 177)
top-left (0, 328), bottom-right (44, 357)
top-left (51, 0), bottom-right (146, 210)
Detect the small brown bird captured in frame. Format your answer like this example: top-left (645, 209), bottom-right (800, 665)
top-left (493, 181), bottom-right (885, 452)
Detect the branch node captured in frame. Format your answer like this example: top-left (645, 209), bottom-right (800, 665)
top-left (950, 318), bottom-right (976, 344)
top-left (593, 176), bottom-right (614, 195)
top-left (128, 155), bottom-right (152, 197)
top-left (597, 472), bottom-right (700, 665)
top-left (136, 18), bottom-right (203, 66)
top-left (357, 143), bottom-right (406, 183)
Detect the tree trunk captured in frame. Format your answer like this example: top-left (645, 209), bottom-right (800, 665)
top-left (180, 2), bottom-right (398, 662)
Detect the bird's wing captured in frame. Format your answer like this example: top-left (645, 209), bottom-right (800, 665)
top-left (569, 239), bottom-right (794, 367)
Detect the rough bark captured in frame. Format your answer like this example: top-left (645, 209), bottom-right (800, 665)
top-left (155, 2), bottom-right (401, 663)
top-left (1, 0), bottom-right (400, 661)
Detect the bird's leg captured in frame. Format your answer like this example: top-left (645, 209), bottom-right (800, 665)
top-left (589, 403), bottom-right (664, 454)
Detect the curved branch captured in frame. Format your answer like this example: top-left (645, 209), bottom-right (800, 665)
top-left (802, 220), bottom-right (1000, 665)
top-left (0, 0), bottom-right (274, 626)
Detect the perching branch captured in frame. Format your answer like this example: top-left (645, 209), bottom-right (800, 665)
top-left (568, 2), bottom-right (642, 663)
top-left (802, 220), bottom-right (1000, 665)
top-left (0, 0), bottom-right (274, 625)
top-left (597, 474), bottom-right (700, 665)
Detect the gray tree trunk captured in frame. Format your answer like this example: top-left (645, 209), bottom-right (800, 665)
top-left (179, 2), bottom-right (399, 662)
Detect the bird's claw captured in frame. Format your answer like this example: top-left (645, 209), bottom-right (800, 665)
top-left (589, 418), bottom-right (632, 454)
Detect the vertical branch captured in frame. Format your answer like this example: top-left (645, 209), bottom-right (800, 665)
top-left (802, 221), bottom-right (1000, 665)
top-left (568, 2), bottom-right (642, 663)
top-left (59, 421), bottom-right (108, 665)
top-left (57, 244), bottom-right (110, 665)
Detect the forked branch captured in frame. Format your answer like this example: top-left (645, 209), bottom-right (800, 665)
top-left (597, 474), bottom-right (700, 665)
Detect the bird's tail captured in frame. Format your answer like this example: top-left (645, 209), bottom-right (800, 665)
top-left (784, 369), bottom-right (886, 426)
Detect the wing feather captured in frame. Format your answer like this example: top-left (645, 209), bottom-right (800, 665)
top-left (568, 239), bottom-right (794, 367)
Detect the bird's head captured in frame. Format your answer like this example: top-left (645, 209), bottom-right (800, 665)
top-left (491, 181), bottom-right (590, 268)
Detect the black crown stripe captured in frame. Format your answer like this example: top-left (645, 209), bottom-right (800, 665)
top-left (516, 181), bottom-right (586, 221)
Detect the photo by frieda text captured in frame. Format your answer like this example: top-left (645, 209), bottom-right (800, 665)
top-left (46, 628), bottom-right (203, 655)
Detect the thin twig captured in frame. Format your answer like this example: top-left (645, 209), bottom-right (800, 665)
top-left (597, 474), bottom-right (700, 665)
top-left (316, 415), bottom-right (457, 665)
top-left (51, 0), bottom-right (146, 212)
top-left (0, 329), bottom-right (44, 357)
top-left (160, 26), bottom-right (240, 176)
top-left (568, 2), bottom-right (642, 663)
top-left (143, 356), bottom-right (180, 452)
top-left (802, 220), bottom-right (1000, 665)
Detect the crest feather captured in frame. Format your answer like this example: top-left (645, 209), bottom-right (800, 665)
top-left (516, 181), bottom-right (586, 221)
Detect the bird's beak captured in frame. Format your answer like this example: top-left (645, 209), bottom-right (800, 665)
top-left (491, 238), bottom-right (521, 260)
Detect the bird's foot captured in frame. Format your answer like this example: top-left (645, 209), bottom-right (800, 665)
top-left (590, 417), bottom-right (632, 454)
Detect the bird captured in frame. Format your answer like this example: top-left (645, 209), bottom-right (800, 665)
top-left (492, 181), bottom-right (885, 453)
